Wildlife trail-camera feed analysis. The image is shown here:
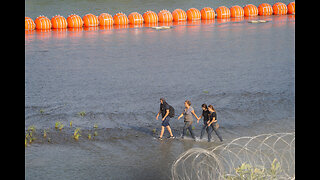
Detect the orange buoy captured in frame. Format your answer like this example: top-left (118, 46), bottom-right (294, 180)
top-left (273, 2), bottom-right (288, 15)
top-left (35, 16), bottom-right (52, 30)
top-left (143, 11), bottom-right (158, 23)
top-left (128, 12), bottom-right (144, 24)
top-left (113, 12), bottom-right (129, 25)
top-left (186, 8), bottom-right (201, 21)
top-left (230, 5), bottom-right (244, 18)
top-left (243, 4), bottom-right (258, 17)
top-left (51, 15), bottom-right (67, 29)
top-left (216, 6), bottom-right (230, 19)
top-left (25, 17), bottom-right (35, 30)
top-left (200, 7), bottom-right (215, 20)
top-left (287, 2), bottom-right (295, 14)
top-left (172, 9), bottom-right (187, 21)
top-left (98, 13), bottom-right (114, 26)
top-left (158, 10), bottom-right (173, 22)
top-left (67, 14), bottom-right (83, 28)
top-left (258, 3), bottom-right (273, 16)
top-left (83, 13), bottom-right (99, 27)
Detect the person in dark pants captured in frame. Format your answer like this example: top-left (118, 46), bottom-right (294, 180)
top-left (196, 104), bottom-right (213, 142)
top-left (178, 100), bottom-right (199, 140)
top-left (207, 105), bottom-right (223, 142)
top-left (156, 98), bottom-right (174, 140)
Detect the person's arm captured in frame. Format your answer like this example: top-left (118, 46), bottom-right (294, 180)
top-left (208, 116), bottom-right (217, 126)
top-left (156, 111), bottom-right (160, 120)
top-left (191, 110), bottom-right (199, 121)
top-left (197, 114), bottom-right (202, 123)
top-left (162, 109), bottom-right (169, 121)
top-left (178, 112), bottom-right (184, 120)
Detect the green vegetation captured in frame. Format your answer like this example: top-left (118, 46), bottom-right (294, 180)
top-left (224, 158), bottom-right (282, 180)
top-left (78, 111), bottom-right (86, 117)
top-left (73, 128), bottom-right (81, 140)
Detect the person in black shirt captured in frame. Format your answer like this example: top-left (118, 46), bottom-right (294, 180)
top-left (207, 105), bottom-right (223, 142)
top-left (156, 98), bottom-right (174, 140)
top-left (197, 104), bottom-right (213, 142)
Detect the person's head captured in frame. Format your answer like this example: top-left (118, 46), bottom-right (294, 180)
top-left (201, 104), bottom-right (208, 111)
top-left (208, 105), bottom-right (215, 112)
top-left (160, 98), bottom-right (166, 104)
top-left (184, 100), bottom-right (191, 108)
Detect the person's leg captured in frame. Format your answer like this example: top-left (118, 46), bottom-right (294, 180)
top-left (207, 125), bottom-right (213, 142)
top-left (182, 122), bottom-right (189, 138)
top-left (166, 126), bottom-right (174, 137)
top-left (188, 124), bottom-right (195, 139)
top-left (212, 126), bottom-right (223, 142)
top-left (159, 126), bottom-right (165, 138)
top-left (200, 124), bottom-right (207, 139)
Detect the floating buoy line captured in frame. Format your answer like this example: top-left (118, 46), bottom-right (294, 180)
top-left (25, 2), bottom-right (294, 31)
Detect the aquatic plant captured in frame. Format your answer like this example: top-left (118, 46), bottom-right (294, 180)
top-left (78, 111), bottom-right (86, 117)
top-left (70, 121), bottom-right (73, 127)
top-left (26, 125), bottom-right (36, 144)
top-left (94, 131), bottom-right (98, 137)
top-left (224, 158), bottom-right (282, 180)
top-left (73, 128), bottom-right (81, 140)
top-left (39, 109), bottom-right (44, 114)
top-left (152, 128), bottom-right (156, 133)
top-left (94, 124), bottom-right (98, 129)
top-left (88, 134), bottom-right (92, 140)
top-left (59, 123), bottom-right (64, 131)
top-left (43, 129), bottom-right (47, 138)
top-left (55, 121), bottom-right (61, 129)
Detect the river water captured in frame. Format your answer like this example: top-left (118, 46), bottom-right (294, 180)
top-left (25, 0), bottom-right (294, 179)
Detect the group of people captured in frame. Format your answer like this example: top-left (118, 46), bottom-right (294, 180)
top-left (156, 98), bottom-right (223, 142)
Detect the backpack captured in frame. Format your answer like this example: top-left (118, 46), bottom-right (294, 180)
top-left (168, 104), bottom-right (175, 118)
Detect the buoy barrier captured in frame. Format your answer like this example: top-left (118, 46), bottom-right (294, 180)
top-left (230, 5), bottom-right (244, 18)
top-left (186, 8), bottom-right (201, 21)
top-left (35, 16), bottom-right (52, 30)
top-left (216, 6), bottom-right (230, 19)
top-left (258, 3), bottom-right (273, 16)
top-left (287, 2), bottom-right (295, 14)
top-left (273, 2), bottom-right (288, 15)
top-left (172, 9), bottom-right (187, 21)
top-left (26, 2), bottom-right (295, 31)
top-left (200, 7), bottom-right (215, 20)
top-left (25, 17), bottom-right (35, 30)
top-left (83, 13), bottom-right (99, 27)
top-left (158, 10), bottom-right (173, 23)
top-left (128, 12), bottom-right (144, 24)
top-left (51, 15), bottom-right (67, 29)
top-left (143, 11), bottom-right (158, 24)
top-left (98, 13), bottom-right (114, 26)
top-left (113, 12), bottom-right (128, 25)
top-left (244, 4), bottom-right (258, 17)
top-left (67, 14), bottom-right (83, 28)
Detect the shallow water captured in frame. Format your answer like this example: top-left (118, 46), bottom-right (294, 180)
top-left (25, 0), bottom-right (294, 179)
